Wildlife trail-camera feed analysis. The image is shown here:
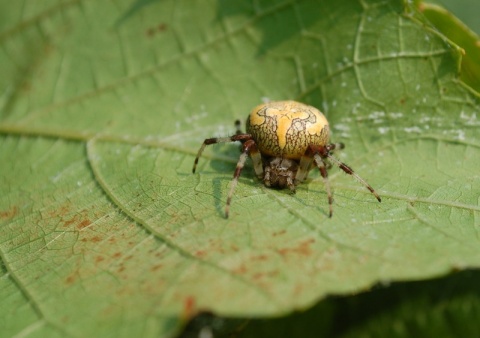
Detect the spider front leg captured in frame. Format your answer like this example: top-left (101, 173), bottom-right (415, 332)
top-left (324, 149), bottom-right (381, 203)
top-left (295, 146), bottom-right (334, 217)
top-left (323, 143), bottom-right (344, 169)
top-left (295, 155), bottom-right (312, 184)
top-left (301, 142), bottom-right (381, 217)
top-left (225, 139), bottom-right (261, 218)
top-left (296, 143), bottom-right (345, 184)
top-left (192, 132), bottom-right (264, 218)
top-left (234, 119), bottom-right (243, 135)
top-left (313, 152), bottom-right (334, 218)
top-left (192, 134), bottom-right (252, 174)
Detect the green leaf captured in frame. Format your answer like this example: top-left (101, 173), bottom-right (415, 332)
top-left (423, 0), bottom-right (480, 35)
top-left (1, 0), bottom-right (479, 336)
top-left (416, 1), bottom-right (480, 91)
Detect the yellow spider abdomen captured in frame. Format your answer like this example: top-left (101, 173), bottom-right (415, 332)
top-left (246, 100), bottom-right (330, 159)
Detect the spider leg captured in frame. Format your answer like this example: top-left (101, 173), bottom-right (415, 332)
top-left (324, 143), bottom-right (344, 169)
top-left (326, 142), bottom-right (345, 152)
top-left (264, 166), bottom-right (271, 187)
top-left (286, 171), bottom-right (296, 192)
top-left (225, 139), bottom-right (258, 218)
top-left (325, 152), bottom-right (382, 202)
top-left (295, 154), bottom-right (313, 184)
top-left (234, 119), bottom-right (243, 135)
top-left (234, 119), bottom-right (263, 178)
top-left (192, 134), bottom-right (252, 173)
top-left (312, 152), bottom-right (334, 218)
top-left (297, 144), bottom-right (346, 182)
top-left (249, 145), bottom-right (263, 179)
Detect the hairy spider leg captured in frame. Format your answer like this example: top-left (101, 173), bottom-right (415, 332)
top-left (324, 152), bottom-right (382, 203)
top-left (307, 143), bottom-right (381, 217)
top-left (295, 155), bottom-right (312, 184)
top-left (283, 167), bottom-right (297, 192)
top-left (234, 119), bottom-right (242, 135)
top-left (232, 119), bottom-right (263, 176)
top-left (231, 119), bottom-right (263, 177)
top-left (225, 139), bottom-right (260, 218)
top-left (192, 133), bottom-right (264, 218)
top-left (312, 152), bottom-right (334, 218)
top-left (326, 142), bottom-right (345, 152)
top-left (296, 143), bottom-right (346, 184)
top-left (192, 134), bottom-right (252, 174)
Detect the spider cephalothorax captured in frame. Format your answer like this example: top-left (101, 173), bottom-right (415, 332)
top-left (193, 100), bottom-right (381, 218)
top-left (263, 157), bottom-right (298, 191)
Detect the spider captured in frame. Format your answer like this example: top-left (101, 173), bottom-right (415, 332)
top-left (192, 100), bottom-right (381, 218)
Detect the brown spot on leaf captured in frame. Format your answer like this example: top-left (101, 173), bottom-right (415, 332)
top-left (0, 206), bottom-right (18, 220)
top-left (113, 252), bottom-right (122, 259)
top-left (65, 274), bottom-right (76, 285)
top-left (272, 229), bottom-right (286, 236)
top-left (232, 264), bottom-right (247, 275)
top-left (146, 28), bottom-right (155, 37)
top-left (80, 234), bottom-right (102, 244)
top-left (252, 254), bottom-right (269, 261)
top-left (158, 23), bottom-right (167, 32)
top-left (253, 270), bottom-right (279, 280)
top-left (61, 208), bottom-right (95, 230)
top-left (48, 204), bottom-right (70, 218)
top-left (277, 238), bottom-right (315, 257)
top-left (91, 236), bottom-right (102, 243)
top-left (63, 217), bottom-right (77, 227)
top-left (77, 219), bottom-right (91, 229)
top-left (195, 250), bottom-right (207, 258)
top-left (151, 264), bottom-right (163, 272)
top-left (145, 23), bottom-right (168, 37)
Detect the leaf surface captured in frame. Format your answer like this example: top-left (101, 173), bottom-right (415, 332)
top-left (1, 0), bottom-right (479, 336)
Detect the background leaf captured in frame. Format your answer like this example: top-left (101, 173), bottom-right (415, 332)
top-left (427, 0), bottom-right (480, 34)
top-left (1, 0), bottom-right (479, 337)
top-left (417, 1), bottom-right (480, 91)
